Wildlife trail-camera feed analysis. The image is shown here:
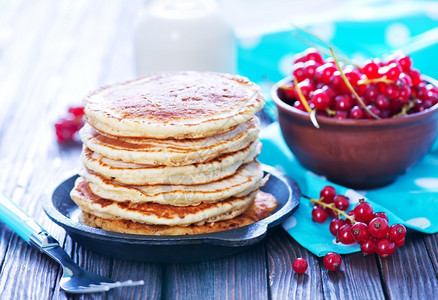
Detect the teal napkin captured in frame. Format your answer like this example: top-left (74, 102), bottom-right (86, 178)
top-left (259, 123), bottom-right (438, 257)
top-left (237, 0), bottom-right (438, 257)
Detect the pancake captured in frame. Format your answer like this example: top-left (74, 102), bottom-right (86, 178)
top-left (79, 191), bottom-right (278, 235)
top-left (79, 117), bottom-right (260, 166)
top-left (81, 141), bottom-right (262, 185)
top-left (83, 72), bottom-right (265, 139)
top-left (81, 160), bottom-right (267, 206)
top-left (71, 178), bottom-right (257, 226)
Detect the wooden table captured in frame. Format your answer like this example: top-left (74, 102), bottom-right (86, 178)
top-left (0, 1), bottom-right (437, 299)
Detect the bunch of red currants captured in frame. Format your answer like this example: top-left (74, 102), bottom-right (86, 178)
top-left (311, 185), bottom-right (406, 258)
top-left (278, 48), bottom-right (438, 119)
top-left (54, 105), bottom-right (85, 143)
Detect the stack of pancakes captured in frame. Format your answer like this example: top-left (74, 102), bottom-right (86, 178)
top-left (71, 71), bottom-right (278, 235)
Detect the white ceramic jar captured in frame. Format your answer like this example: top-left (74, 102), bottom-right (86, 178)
top-left (134, 0), bottom-right (236, 77)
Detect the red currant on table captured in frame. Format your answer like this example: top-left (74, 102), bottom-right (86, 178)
top-left (292, 258), bottom-right (308, 274)
top-left (54, 105), bottom-right (85, 143)
top-left (323, 252), bottom-right (342, 271)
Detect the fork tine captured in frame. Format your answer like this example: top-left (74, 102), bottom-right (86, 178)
top-left (64, 280), bottom-right (145, 294)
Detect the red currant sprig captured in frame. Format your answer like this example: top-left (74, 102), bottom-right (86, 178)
top-left (54, 105), bottom-right (85, 143)
top-left (278, 48), bottom-right (438, 120)
top-left (305, 186), bottom-right (407, 258)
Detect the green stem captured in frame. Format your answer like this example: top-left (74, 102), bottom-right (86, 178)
top-left (302, 194), bottom-right (356, 223)
top-left (329, 47), bottom-right (381, 120)
top-left (357, 77), bottom-right (395, 85)
top-left (392, 99), bottom-right (416, 118)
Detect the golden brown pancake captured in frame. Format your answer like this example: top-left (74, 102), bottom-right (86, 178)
top-left (71, 178), bottom-right (258, 226)
top-left (81, 160), bottom-right (267, 206)
top-left (79, 117), bottom-right (260, 166)
top-left (79, 191), bottom-right (278, 235)
top-left (83, 72), bottom-right (264, 139)
top-left (80, 141), bottom-right (262, 185)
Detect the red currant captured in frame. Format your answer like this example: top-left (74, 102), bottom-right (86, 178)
top-left (375, 94), bottom-right (390, 110)
top-left (375, 238), bottom-right (396, 257)
top-left (303, 60), bottom-right (319, 80)
top-left (334, 94), bottom-right (354, 111)
top-left (350, 106), bottom-right (364, 119)
top-left (297, 79), bottom-right (314, 99)
top-left (312, 206), bottom-right (328, 223)
top-left (334, 111), bottom-right (348, 119)
top-left (292, 62), bottom-right (306, 82)
top-left (304, 48), bottom-right (324, 65)
top-left (319, 185), bottom-right (337, 204)
top-left (364, 105), bottom-right (380, 119)
top-left (400, 73), bottom-right (413, 86)
top-left (385, 63), bottom-right (402, 80)
top-left (331, 71), bottom-right (349, 93)
top-left (337, 224), bottom-right (356, 245)
top-left (329, 218), bottom-right (347, 237)
top-left (364, 85), bottom-right (379, 103)
top-left (388, 224), bottom-right (406, 241)
top-left (312, 89), bottom-right (331, 110)
top-left (292, 258), bottom-right (308, 274)
top-left (353, 200), bottom-right (374, 224)
top-left (333, 195), bottom-right (349, 211)
top-left (360, 237), bottom-right (376, 256)
top-left (397, 55), bottom-right (412, 72)
top-left (373, 212), bottom-right (388, 222)
top-left (362, 60), bottom-right (380, 79)
top-left (315, 63), bottom-right (337, 84)
top-left (394, 238), bottom-right (405, 247)
top-left (351, 222), bottom-right (370, 242)
top-left (368, 217), bottom-right (389, 238)
top-left (323, 252), bottom-right (342, 271)
top-left (408, 69), bottom-right (422, 86)
top-left (68, 106), bottom-right (85, 117)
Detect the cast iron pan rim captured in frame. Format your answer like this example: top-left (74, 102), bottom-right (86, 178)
top-left (42, 164), bottom-right (300, 248)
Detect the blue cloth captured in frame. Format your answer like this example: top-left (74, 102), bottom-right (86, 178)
top-left (258, 123), bottom-right (437, 257)
top-left (237, 2), bottom-right (438, 256)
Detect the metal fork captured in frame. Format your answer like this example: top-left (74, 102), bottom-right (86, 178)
top-left (0, 193), bottom-right (144, 294)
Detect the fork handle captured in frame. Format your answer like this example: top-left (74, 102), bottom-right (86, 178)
top-left (0, 192), bottom-right (59, 249)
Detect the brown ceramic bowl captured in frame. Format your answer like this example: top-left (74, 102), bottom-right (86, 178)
top-left (271, 76), bottom-right (438, 189)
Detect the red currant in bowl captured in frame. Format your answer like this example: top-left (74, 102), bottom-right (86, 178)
top-left (272, 75), bottom-right (438, 189)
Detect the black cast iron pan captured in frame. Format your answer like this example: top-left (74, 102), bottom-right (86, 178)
top-left (42, 164), bottom-right (300, 263)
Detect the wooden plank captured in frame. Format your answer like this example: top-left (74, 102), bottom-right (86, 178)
top-left (320, 252), bottom-right (385, 300)
top-left (267, 227), bottom-right (385, 299)
top-left (110, 259), bottom-right (163, 300)
top-left (423, 233), bottom-right (438, 276)
top-left (162, 242), bottom-right (269, 299)
top-left (378, 232), bottom-right (438, 299)
top-left (266, 227), bottom-right (323, 300)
